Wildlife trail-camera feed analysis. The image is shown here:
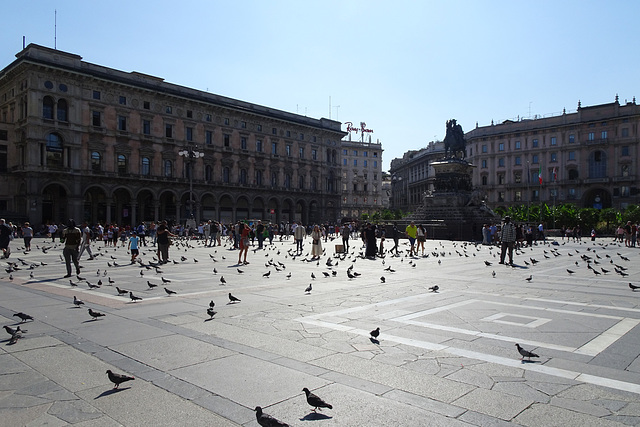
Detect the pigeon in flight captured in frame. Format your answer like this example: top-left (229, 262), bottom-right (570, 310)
top-left (106, 370), bottom-right (134, 389)
top-left (254, 406), bottom-right (290, 427)
top-left (73, 296), bottom-right (85, 307)
top-left (13, 312), bottom-right (33, 323)
top-left (164, 287), bottom-right (177, 295)
top-left (302, 387), bottom-right (333, 412)
top-left (129, 292), bottom-right (143, 302)
top-left (88, 308), bottom-right (105, 320)
top-left (515, 343), bottom-right (539, 361)
top-left (228, 293), bottom-right (241, 303)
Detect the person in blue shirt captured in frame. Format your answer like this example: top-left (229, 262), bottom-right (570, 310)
top-left (128, 232), bottom-right (140, 263)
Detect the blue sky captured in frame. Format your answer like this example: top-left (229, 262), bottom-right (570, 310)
top-left (2, 1), bottom-right (638, 171)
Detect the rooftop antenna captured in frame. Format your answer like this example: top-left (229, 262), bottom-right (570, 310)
top-left (54, 9), bottom-right (57, 49)
top-left (329, 96), bottom-right (331, 119)
top-left (23, 36), bottom-right (25, 49)
top-left (333, 105), bottom-right (340, 121)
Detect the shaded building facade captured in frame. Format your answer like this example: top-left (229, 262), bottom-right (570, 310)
top-left (0, 44), bottom-right (345, 227)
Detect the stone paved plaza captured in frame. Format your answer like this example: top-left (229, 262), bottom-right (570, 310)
top-left (1, 234), bottom-right (640, 426)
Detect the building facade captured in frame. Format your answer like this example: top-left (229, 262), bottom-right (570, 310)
top-left (339, 134), bottom-right (384, 220)
top-left (466, 97), bottom-right (640, 211)
top-left (389, 141), bottom-right (444, 213)
top-left (0, 44), bottom-right (346, 227)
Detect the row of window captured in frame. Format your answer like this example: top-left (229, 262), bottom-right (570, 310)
top-left (91, 90), bottom-right (312, 140)
top-left (341, 149), bottom-right (379, 158)
top-left (89, 150), bottom-right (325, 190)
top-left (480, 130), bottom-right (631, 153)
top-left (342, 158), bottom-right (378, 167)
top-left (480, 147), bottom-right (630, 169)
top-left (482, 162), bottom-right (632, 186)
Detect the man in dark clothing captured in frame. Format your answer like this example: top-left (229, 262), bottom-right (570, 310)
top-left (499, 216), bottom-right (517, 266)
top-left (62, 219), bottom-right (82, 277)
top-left (156, 220), bottom-right (173, 264)
top-left (0, 218), bottom-right (12, 259)
top-left (390, 224), bottom-right (400, 255)
top-left (256, 220), bottom-right (265, 249)
top-left (364, 223), bottom-right (377, 259)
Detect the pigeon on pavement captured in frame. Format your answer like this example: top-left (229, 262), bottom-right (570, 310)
top-left (8, 330), bottom-right (22, 344)
top-left (116, 286), bottom-right (128, 295)
top-left (164, 287), bottom-right (177, 295)
top-left (88, 308), bottom-right (105, 320)
top-left (129, 292), bottom-right (142, 302)
top-left (305, 283), bottom-right (312, 294)
top-left (4, 325), bottom-right (25, 336)
top-left (515, 343), bottom-right (539, 361)
top-left (220, 276), bottom-right (226, 285)
top-left (13, 312), bottom-right (33, 323)
top-left (629, 283), bottom-right (640, 291)
top-left (206, 307), bottom-right (217, 319)
top-left (370, 327), bottom-right (380, 339)
top-left (228, 293), bottom-right (241, 303)
top-left (429, 285), bottom-right (439, 292)
top-left (147, 281), bottom-right (158, 289)
top-left (302, 387), bottom-right (333, 412)
top-left (254, 406), bottom-right (290, 427)
top-left (73, 296), bottom-right (85, 307)
top-left (106, 370), bottom-right (135, 389)
top-left (209, 300), bottom-right (215, 308)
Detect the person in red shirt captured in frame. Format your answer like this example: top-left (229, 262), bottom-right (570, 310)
top-left (238, 222), bottom-right (251, 265)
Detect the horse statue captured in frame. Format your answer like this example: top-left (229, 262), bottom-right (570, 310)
top-left (443, 119), bottom-right (467, 159)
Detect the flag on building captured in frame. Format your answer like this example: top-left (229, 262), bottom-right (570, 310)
top-left (538, 165), bottom-right (543, 185)
top-left (553, 167), bottom-right (557, 182)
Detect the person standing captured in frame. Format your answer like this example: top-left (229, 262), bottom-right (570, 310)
top-left (537, 223), bottom-right (545, 242)
top-left (78, 221), bottom-right (95, 260)
top-left (416, 224), bottom-right (426, 256)
top-left (61, 219), bottom-right (82, 277)
top-left (0, 218), bottom-right (12, 259)
top-left (238, 222), bottom-right (251, 265)
top-left (156, 220), bottom-right (173, 264)
top-left (311, 224), bottom-right (323, 259)
top-left (341, 223), bottom-right (350, 253)
top-left (128, 232), bottom-right (140, 263)
top-left (256, 220), bottom-right (265, 249)
top-left (294, 221), bottom-right (305, 254)
top-left (499, 216), bottom-right (517, 266)
top-left (21, 222), bottom-right (33, 252)
top-left (137, 222), bottom-right (147, 247)
top-left (48, 222), bottom-right (58, 242)
top-left (364, 223), bottom-right (377, 259)
top-left (405, 221), bottom-right (418, 256)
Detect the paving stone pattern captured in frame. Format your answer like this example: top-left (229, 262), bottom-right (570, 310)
top-left (1, 234), bottom-right (640, 426)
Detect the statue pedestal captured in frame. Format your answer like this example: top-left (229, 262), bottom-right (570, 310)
top-left (403, 159), bottom-right (499, 241)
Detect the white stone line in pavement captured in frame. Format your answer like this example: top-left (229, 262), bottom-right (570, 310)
top-left (466, 291), bottom-right (640, 315)
top-left (485, 300), bottom-right (626, 320)
top-left (574, 317), bottom-right (640, 355)
top-left (296, 317), bottom-right (640, 396)
top-left (481, 312), bottom-right (552, 328)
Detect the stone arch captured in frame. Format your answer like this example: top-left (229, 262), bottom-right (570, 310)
top-left (218, 194), bottom-right (234, 223)
top-left (111, 187), bottom-right (134, 226)
top-left (136, 188), bottom-right (155, 223)
top-left (295, 199), bottom-right (306, 224)
top-left (236, 195), bottom-right (250, 220)
top-left (252, 196), bottom-right (265, 219)
top-left (309, 200), bottom-right (320, 225)
top-left (201, 193), bottom-right (217, 221)
top-left (42, 183), bottom-right (69, 224)
top-left (282, 198), bottom-right (295, 223)
top-left (83, 185), bottom-right (108, 225)
top-left (158, 190), bottom-right (179, 223)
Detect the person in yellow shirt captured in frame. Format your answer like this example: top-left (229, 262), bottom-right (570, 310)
top-left (405, 221), bottom-right (418, 256)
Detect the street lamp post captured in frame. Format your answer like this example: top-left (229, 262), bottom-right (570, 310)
top-left (178, 145), bottom-right (204, 223)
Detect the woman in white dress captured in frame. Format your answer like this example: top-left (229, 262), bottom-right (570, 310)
top-left (311, 225), bottom-right (323, 259)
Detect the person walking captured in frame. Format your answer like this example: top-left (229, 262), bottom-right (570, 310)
top-left (21, 222), bottom-right (33, 252)
top-left (390, 224), bottom-right (400, 255)
top-left (0, 218), bottom-right (12, 259)
top-left (405, 221), bottom-right (418, 256)
top-left (61, 219), bottom-right (82, 277)
top-left (416, 224), bottom-right (426, 256)
top-left (499, 216), bottom-right (517, 266)
top-left (256, 220), bottom-right (265, 249)
top-left (78, 221), bottom-right (95, 260)
top-left (364, 223), bottom-right (377, 259)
